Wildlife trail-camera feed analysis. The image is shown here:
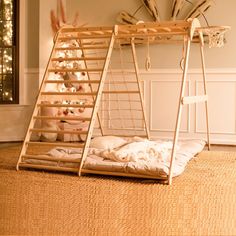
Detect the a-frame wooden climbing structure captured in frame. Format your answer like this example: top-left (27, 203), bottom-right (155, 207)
top-left (17, 18), bottom-right (210, 184)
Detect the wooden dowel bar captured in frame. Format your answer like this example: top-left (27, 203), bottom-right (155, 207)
top-left (60, 26), bottom-right (113, 33)
top-left (22, 154), bottom-right (81, 163)
top-left (181, 95), bottom-right (208, 105)
top-left (58, 35), bottom-right (112, 40)
top-left (41, 91), bottom-right (97, 96)
top-left (19, 163), bottom-right (78, 173)
top-left (55, 46), bottom-right (108, 50)
top-left (81, 169), bottom-right (167, 180)
top-left (26, 141), bottom-right (85, 148)
top-left (33, 116), bottom-right (91, 121)
top-left (118, 20), bottom-right (190, 30)
top-left (116, 31), bottom-right (187, 39)
top-left (93, 31), bottom-right (105, 35)
top-left (51, 57), bottom-right (106, 61)
top-left (81, 41), bottom-right (108, 46)
top-left (55, 47), bottom-right (81, 50)
top-left (148, 28), bottom-right (157, 33)
top-left (30, 128), bottom-right (88, 135)
top-left (38, 103), bottom-right (94, 108)
top-left (48, 68), bottom-right (103, 73)
top-left (45, 80), bottom-right (100, 84)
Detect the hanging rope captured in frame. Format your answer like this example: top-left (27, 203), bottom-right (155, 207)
top-left (145, 37), bottom-right (151, 71)
top-left (180, 36), bottom-right (187, 71)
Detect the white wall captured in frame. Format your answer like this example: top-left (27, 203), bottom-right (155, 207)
top-left (65, 0), bottom-right (236, 144)
top-left (1, 0), bottom-right (235, 143)
top-left (39, 0), bottom-right (58, 81)
top-left (66, 0), bottom-right (236, 69)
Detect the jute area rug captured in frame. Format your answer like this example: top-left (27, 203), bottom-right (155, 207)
top-left (0, 145), bottom-right (236, 236)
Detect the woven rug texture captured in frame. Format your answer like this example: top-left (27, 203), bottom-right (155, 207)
top-left (0, 145), bottom-right (236, 236)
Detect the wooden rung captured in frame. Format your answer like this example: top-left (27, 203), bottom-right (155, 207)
top-left (19, 163), bottom-right (78, 173)
top-left (48, 68), bottom-right (103, 73)
top-left (30, 129), bottom-right (88, 135)
top-left (58, 35), bottom-right (112, 40)
top-left (102, 90), bottom-right (140, 94)
top-left (148, 28), bottom-right (157, 33)
top-left (119, 29), bottom-right (130, 34)
top-left (182, 95), bottom-right (208, 105)
top-left (45, 80), bottom-right (100, 84)
top-left (41, 92), bottom-right (97, 96)
top-left (55, 46), bottom-right (108, 50)
top-left (26, 141), bottom-right (85, 148)
top-left (81, 41), bottom-right (108, 46)
top-left (117, 31), bottom-right (187, 38)
top-left (81, 31), bottom-right (92, 36)
top-left (60, 26), bottom-right (112, 33)
top-left (33, 116), bottom-right (91, 121)
top-left (22, 154), bottom-right (81, 163)
top-left (51, 57), bottom-right (106, 61)
top-left (93, 31), bottom-right (105, 35)
top-left (81, 169), bottom-right (167, 180)
top-left (75, 45), bottom-right (109, 50)
top-left (160, 27), bottom-right (172, 32)
top-left (38, 103), bottom-right (94, 108)
top-left (55, 47), bottom-right (81, 50)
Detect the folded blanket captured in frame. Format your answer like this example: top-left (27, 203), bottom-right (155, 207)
top-left (91, 139), bottom-right (178, 163)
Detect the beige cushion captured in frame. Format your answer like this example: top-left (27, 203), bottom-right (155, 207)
top-left (90, 136), bottom-right (127, 150)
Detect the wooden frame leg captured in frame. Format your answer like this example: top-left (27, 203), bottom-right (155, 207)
top-left (199, 44), bottom-right (210, 151)
top-left (168, 38), bottom-right (191, 185)
top-left (130, 38), bottom-right (150, 139)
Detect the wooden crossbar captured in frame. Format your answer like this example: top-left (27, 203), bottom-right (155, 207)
top-left (60, 26), bottom-right (113, 33)
top-left (33, 116), bottom-right (91, 121)
top-left (58, 35), bottom-right (112, 40)
top-left (48, 68), bottom-right (103, 73)
top-left (19, 163), bottom-right (78, 173)
top-left (41, 92), bottom-right (97, 96)
top-left (81, 169), bottom-right (167, 180)
top-left (38, 104), bottom-right (94, 108)
top-left (51, 57), bottom-right (106, 61)
top-left (30, 129), bottom-right (88, 135)
top-left (44, 80), bottom-right (100, 84)
top-left (26, 141), bottom-right (85, 148)
top-left (55, 46), bottom-right (108, 50)
top-left (22, 154), bottom-right (81, 163)
top-left (182, 95), bottom-right (208, 104)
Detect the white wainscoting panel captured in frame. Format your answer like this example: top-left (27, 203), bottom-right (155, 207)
top-left (196, 81), bottom-right (236, 135)
top-left (139, 69), bottom-right (236, 144)
top-left (2, 68), bottom-right (236, 144)
top-left (150, 80), bottom-right (190, 133)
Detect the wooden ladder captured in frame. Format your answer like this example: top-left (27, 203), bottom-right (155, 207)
top-left (16, 27), bottom-right (115, 173)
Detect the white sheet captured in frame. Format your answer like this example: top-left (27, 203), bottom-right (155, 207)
top-left (38, 137), bottom-right (205, 178)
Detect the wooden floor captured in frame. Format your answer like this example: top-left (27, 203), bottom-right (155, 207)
top-left (0, 142), bottom-right (236, 151)
top-left (1, 145), bottom-right (236, 235)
